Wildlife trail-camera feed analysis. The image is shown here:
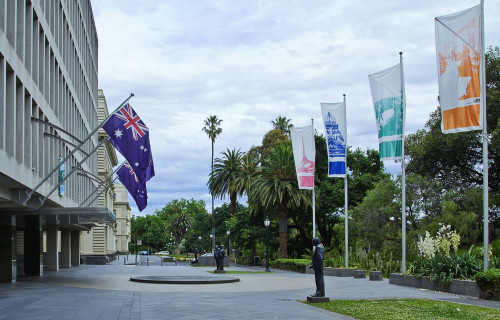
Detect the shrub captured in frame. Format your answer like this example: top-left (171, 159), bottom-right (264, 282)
top-left (407, 247), bottom-right (483, 284)
top-left (474, 268), bottom-right (500, 297)
top-left (270, 259), bottom-right (311, 273)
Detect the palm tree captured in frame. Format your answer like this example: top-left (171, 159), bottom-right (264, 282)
top-left (208, 148), bottom-right (244, 216)
top-left (249, 143), bottom-right (309, 258)
top-left (271, 116), bottom-right (293, 137)
top-left (202, 115), bottom-right (223, 251)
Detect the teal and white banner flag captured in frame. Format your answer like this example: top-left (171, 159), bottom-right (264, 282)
top-left (368, 63), bottom-right (404, 160)
top-left (321, 102), bottom-right (346, 177)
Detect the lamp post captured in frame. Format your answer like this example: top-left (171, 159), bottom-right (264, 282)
top-left (264, 216), bottom-right (270, 272)
top-left (226, 230), bottom-right (230, 257)
top-left (186, 225), bottom-right (189, 258)
top-left (210, 234), bottom-right (213, 253)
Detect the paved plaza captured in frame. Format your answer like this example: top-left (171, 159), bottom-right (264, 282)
top-left (0, 255), bottom-right (499, 319)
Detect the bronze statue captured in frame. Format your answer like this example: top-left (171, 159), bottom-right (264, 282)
top-left (309, 236), bottom-right (325, 297)
top-left (214, 246), bottom-right (220, 270)
top-left (219, 245), bottom-right (225, 271)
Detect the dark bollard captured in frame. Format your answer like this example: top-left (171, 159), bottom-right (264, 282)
top-left (124, 257), bottom-right (126, 265)
top-left (147, 257), bottom-right (149, 266)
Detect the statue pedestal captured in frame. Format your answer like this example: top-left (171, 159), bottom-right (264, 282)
top-left (307, 296), bottom-right (330, 303)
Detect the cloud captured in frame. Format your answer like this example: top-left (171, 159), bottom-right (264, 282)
top-left (91, 0), bottom-right (500, 216)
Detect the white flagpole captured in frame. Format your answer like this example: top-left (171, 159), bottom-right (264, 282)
top-left (480, 0), bottom-right (489, 271)
top-left (400, 52), bottom-right (407, 273)
top-left (343, 94), bottom-right (349, 268)
top-left (312, 119), bottom-right (316, 239)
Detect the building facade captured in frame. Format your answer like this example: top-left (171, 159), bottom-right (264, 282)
top-left (114, 183), bottom-right (131, 254)
top-left (80, 89), bottom-right (132, 264)
top-left (0, 0), bottom-right (104, 282)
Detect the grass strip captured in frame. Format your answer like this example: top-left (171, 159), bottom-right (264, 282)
top-left (306, 299), bottom-right (500, 320)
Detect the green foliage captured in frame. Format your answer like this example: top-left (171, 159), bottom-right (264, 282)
top-left (407, 248), bottom-right (483, 284)
top-left (310, 299), bottom-right (500, 320)
top-left (474, 268), bottom-right (500, 296)
top-left (324, 247), bottom-right (400, 278)
top-left (270, 259), bottom-right (311, 273)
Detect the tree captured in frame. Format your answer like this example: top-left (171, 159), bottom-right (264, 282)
top-left (249, 143), bottom-right (310, 258)
top-left (271, 116), bottom-right (293, 137)
top-left (202, 115), bottom-right (223, 251)
top-left (209, 148), bottom-right (244, 216)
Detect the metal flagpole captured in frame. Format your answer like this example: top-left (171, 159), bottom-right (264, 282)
top-left (343, 94), bottom-right (349, 268)
top-left (311, 119), bottom-right (316, 238)
top-left (78, 161), bottom-right (126, 207)
top-left (480, 0), bottom-right (489, 271)
top-left (23, 93), bottom-right (134, 205)
top-left (36, 137), bottom-right (109, 209)
top-left (400, 52), bottom-right (407, 273)
top-left (84, 176), bottom-right (120, 207)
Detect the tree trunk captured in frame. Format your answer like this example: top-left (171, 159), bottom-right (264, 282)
top-left (211, 140), bottom-right (215, 252)
top-left (279, 195), bottom-right (289, 259)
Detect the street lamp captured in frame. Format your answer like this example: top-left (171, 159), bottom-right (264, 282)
top-left (226, 230), bottom-right (230, 257)
top-left (264, 216), bottom-right (270, 272)
top-left (210, 234), bottom-right (213, 253)
top-left (186, 225), bottom-right (189, 258)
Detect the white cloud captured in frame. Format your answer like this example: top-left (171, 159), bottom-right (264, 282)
top-left (91, 0), bottom-right (500, 216)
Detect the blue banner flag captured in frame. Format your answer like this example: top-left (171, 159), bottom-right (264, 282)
top-left (321, 102), bottom-right (347, 177)
top-left (117, 162), bottom-right (147, 211)
top-left (102, 103), bottom-right (155, 183)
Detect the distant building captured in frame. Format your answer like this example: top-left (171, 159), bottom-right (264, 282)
top-left (0, 1), bottom-right (110, 282)
top-left (114, 183), bottom-right (131, 254)
top-left (79, 90), bottom-right (132, 263)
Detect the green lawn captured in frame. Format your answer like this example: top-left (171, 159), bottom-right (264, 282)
top-left (306, 299), bottom-right (500, 320)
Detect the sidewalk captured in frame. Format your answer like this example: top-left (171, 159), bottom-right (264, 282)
top-left (0, 256), bottom-right (498, 319)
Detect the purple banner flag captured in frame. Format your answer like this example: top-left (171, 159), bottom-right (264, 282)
top-left (102, 103), bottom-right (155, 183)
top-left (117, 162), bottom-right (148, 211)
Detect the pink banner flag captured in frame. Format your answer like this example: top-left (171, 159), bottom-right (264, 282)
top-left (290, 125), bottom-right (315, 189)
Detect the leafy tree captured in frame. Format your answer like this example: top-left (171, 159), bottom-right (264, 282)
top-left (202, 115), bottom-right (223, 250)
top-left (208, 148), bottom-right (244, 216)
top-left (249, 143), bottom-right (310, 258)
top-left (271, 116), bottom-right (293, 137)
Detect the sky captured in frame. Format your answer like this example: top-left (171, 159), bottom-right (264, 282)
top-left (89, 0), bottom-right (500, 217)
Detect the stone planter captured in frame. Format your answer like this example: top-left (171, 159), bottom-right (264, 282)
top-left (369, 271), bottom-right (383, 281)
top-left (305, 267), bottom-right (336, 276)
top-left (334, 268), bottom-right (356, 277)
top-left (389, 273), bottom-right (481, 298)
top-left (353, 270), bottom-right (367, 278)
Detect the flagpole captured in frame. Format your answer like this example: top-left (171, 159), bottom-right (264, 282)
top-left (78, 161), bottom-right (126, 207)
top-left (23, 93), bottom-right (134, 205)
top-left (480, 0), bottom-right (489, 271)
top-left (311, 119), bottom-right (316, 239)
top-left (400, 52), bottom-right (407, 273)
top-left (343, 94), bottom-right (349, 269)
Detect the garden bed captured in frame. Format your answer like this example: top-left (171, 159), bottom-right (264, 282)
top-left (389, 273), bottom-right (487, 298)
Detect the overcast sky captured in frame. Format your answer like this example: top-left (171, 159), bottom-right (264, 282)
top-left (90, 0), bottom-right (500, 216)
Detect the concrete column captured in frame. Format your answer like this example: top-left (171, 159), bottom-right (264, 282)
top-left (60, 228), bottom-right (71, 268)
top-left (24, 215), bottom-right (43, 276)
top-left (71, 230), bottom-right (80, 266)
top-left (45, 215), bottom-right (59, 271)
top-left (0, 215), bottom-right (17, 282)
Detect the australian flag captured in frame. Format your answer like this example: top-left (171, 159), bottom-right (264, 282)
top-left (117, 161), bottom-right (147, 211)
top-left (102, 103), bottom-right (155, 183)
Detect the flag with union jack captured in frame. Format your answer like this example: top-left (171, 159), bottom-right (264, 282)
top-left (117, 161), bottom-right (147, 211)
top-left (102, 103), bottom-right (155, 183)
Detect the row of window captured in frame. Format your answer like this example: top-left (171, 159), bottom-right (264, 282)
top-left (0, 0), bottom-right (99, 206)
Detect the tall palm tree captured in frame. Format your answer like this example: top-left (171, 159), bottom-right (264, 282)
top-left (202, 115), bottom-right (223, 251)
top-left (271, 116), bottom-right (293, 137)
top-left (208, 148), bottom-right (244, 216)
top-left (250, 143), bottom-right (309, 258)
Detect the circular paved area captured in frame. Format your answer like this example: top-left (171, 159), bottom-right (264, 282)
top-left (129, 275), bottom-right (240, 284)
